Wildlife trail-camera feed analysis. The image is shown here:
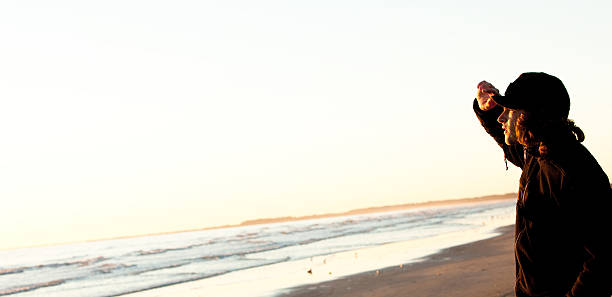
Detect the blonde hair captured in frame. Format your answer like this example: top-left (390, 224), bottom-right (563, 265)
top-left (516, 113), bottom-right (584, 156)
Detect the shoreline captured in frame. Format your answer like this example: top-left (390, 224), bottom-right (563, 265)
top-left (119, 223), bottom-right (516, 297)
top-left (275, 224), bottom-right (515, 297)
top-left (3, 193), bottom-right (516, 251)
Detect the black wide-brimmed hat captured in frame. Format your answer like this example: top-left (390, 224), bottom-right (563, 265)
top-left (492, 72), bottom-right (570, 120)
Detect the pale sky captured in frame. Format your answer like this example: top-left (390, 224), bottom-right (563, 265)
top-left (1, 0), bottom-right (611, 249)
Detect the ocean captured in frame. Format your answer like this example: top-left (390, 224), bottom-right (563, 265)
top-left (0, 199), bottom-right (516, 297)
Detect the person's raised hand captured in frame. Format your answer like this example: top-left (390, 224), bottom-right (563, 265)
top-left (476, 81), bottom-right (500, 111)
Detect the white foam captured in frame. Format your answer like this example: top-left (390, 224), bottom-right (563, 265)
top-left (121, 215), bottom-right (513, 297)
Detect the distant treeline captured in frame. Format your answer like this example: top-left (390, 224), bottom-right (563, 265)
top-left (239, 193), bottom-right (517, 227)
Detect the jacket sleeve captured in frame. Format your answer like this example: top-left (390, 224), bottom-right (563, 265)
top-left (472, 99), bottom-right (525, 169)
top-left (565, 184), bottom-right (612, 297)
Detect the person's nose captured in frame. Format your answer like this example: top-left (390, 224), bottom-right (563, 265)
top-left (497, 111), bottom-right (507, 124)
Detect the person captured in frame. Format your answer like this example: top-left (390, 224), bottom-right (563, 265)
top-left (473, 72), bottom-right (612, 297)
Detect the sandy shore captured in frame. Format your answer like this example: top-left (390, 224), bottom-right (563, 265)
top-left (275, 225), bottom-right (515, 297)
top-left (119, 205), bottom-right (516, 297)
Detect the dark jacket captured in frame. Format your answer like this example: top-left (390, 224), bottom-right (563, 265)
top-left (473, 100), bottom-right (612, 297)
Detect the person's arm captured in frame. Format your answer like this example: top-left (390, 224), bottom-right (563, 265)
top-left (565, 184), bottom-right (612, 297)
top-left (473, 80), bottom-right (525, 169)
top-left (472, 98), bottom-right (525, 169)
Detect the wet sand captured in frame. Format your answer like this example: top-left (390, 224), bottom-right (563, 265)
top-left (275, 225), bottom-right (515, 297)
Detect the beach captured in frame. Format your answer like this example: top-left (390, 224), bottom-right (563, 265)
top-left (118, 224), bottom-right (515, 297)
top-left (1, 199), bottom-right (516, 297)
top-left (277, 224), bottom-right (515, 297)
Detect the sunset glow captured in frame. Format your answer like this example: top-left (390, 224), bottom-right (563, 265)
top-left (1, 0), bottom-right (611, 250)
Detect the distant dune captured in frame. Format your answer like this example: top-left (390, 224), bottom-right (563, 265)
top-left (37, 193), bottom-right (517, 249)
top-left (238, 193), bottom-right (517, 227)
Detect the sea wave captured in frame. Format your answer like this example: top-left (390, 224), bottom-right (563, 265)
top-left (134, 243), bottom-right (206, 257)
top-left (95, 263), bottom-right (136, 274)
top-left (0, 279), bottom-right (65, 296)
top-left (0, 268), bottom-right (25, 276)
top-left (0, 200), bottom-right (516, 297)
top-left (0, 256), bottom-right (107, 277)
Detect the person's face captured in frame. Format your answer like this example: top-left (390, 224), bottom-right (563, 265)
top-left (497, 107), bottom-right (522, 145)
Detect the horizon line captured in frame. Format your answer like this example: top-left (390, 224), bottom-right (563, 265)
top-left (3, 192), bottom-right (516, 251)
